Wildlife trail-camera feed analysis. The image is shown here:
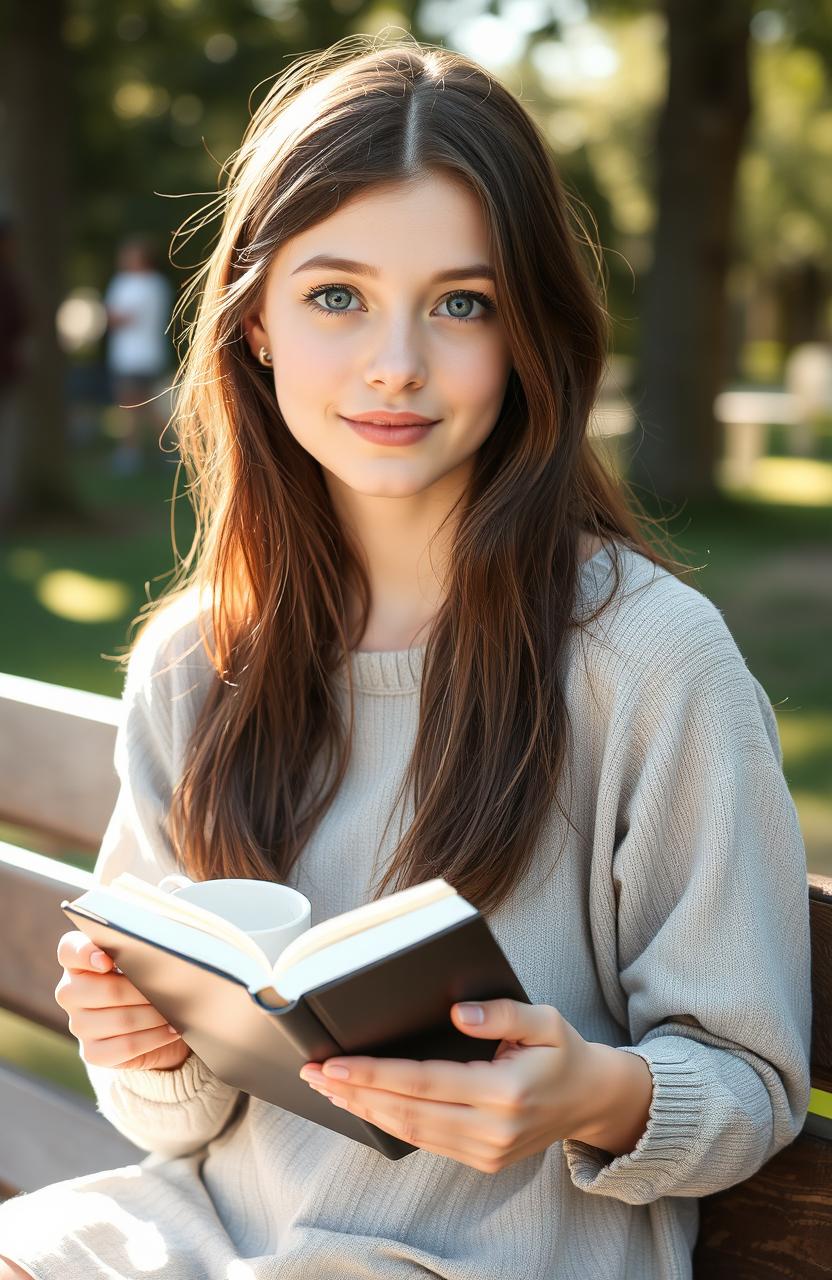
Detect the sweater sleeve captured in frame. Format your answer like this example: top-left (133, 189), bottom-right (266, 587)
top-left (83, 610), bottom-right (244, 1159)
top-left (562, 583), bottom-right (812, 1205)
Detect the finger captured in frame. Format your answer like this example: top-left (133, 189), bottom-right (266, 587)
top-left (322, 1083), bottom-right (545, 1174)
top-left (55, 969), bottom-right (152, 1012)
top-left (303, 1054), bottom-right (503, 1106)
top-left (57, 931), bottom-right (115, 973)
top-left (311, 1082), bottom-right (510, 1164)
top-left (408, 1140), bottom-right (508, 1174)
top-left (68, 1001), bottom-right (175, 1043)
top-left (450, 999), bottom-right (567, 1048)
top-left (81, 1022), bottom-right (182, 1069)
top-left (411, 1127), bottom-right (546, 1174)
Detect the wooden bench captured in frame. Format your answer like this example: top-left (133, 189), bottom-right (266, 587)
top-left (1, 671), bottom-right (830, 1272)
top-left (0, 674), bottom-right (142, 1196)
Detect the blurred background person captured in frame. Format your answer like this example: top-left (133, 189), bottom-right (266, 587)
top-left (104, 235), bottom-right (173, 476)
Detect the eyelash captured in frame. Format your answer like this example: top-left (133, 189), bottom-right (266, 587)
top-left (299, 282), bottom-right (497, 324)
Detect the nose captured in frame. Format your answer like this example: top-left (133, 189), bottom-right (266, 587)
top-left (363, 315), bottom-right (426, 393)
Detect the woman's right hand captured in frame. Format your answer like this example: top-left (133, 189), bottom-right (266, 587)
top-left (55, 930), bottom-right (192, 1072)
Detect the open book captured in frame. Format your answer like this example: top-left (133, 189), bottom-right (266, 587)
top-left (63, 875), bottom-right (529, 1159)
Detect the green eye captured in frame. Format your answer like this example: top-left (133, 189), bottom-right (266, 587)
top-left (437, 292), bottom-right (495, 322)
top-left (300, 283), bottom-right (497, 323)
top-left (301, 284), bottom-right (361, 316)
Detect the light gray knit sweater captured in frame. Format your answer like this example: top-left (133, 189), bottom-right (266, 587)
top-left (0, 544), bottom-right (812, 1280)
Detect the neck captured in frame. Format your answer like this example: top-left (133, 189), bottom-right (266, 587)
top-left (325, 461), bottom-right (472, 652)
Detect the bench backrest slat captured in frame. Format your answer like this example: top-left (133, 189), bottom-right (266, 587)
top-left (0, 843), bottom-right (93, 1036)
top-left (693, 1129), bottom-right (832, 1274)
top-left (809, 876), bottom-right (832, 1092)
top-left (0, 673), bottom-right (119, 849)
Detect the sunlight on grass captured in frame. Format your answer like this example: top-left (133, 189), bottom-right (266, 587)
top-left (777, 711), bottom-right (832, 767)
top-left (719, 456), bottom-right (832, 506)
top-left (791, 791), bottom-right (832, 877)
top-left (775, 712), bottom-right (832, 875)
top-left (35, 569), bottom-right (132, 623)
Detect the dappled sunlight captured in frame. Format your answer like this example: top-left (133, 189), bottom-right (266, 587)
top-left (776, 711), bottom-right (832, 767)
top-left (718, 456), bottom-right (832, 505)
top-left (791, 790), bottom-right (832, 876)
top-left (50, 1172), bottom-right (170, 1273)
top-left (123, 1214), bottom-right (169, 1273)
top-left (0, 1168), bottom-right (174, 1272)
top-left (776, 712), bottom-right (832, 875)
top-left (35, 569), bottom-right (131, 623)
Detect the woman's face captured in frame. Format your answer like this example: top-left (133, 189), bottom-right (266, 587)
top-left (243, 171), bottom-right (513, 500)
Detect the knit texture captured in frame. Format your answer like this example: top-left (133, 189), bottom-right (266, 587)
top-left (0, 543), bottom-right (812, 1280)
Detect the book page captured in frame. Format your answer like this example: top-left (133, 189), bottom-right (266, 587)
top-left (106, 873), bottom-right (273, 972)
top-left (97, 873), bottom-right (459, 995)
top-left (272, 878), bottom-right (458, 981)
top-left (64, 896), bottom-right (274, 996)
top-left (269, 893), bottom-right (477, 1003)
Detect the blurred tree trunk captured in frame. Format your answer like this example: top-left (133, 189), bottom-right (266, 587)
top-left (1, 0), bottom-right (80, 523)
top-left (775, 260), bottom-right (831, 350)
top-left (630, 0), bottom-right (752, 502)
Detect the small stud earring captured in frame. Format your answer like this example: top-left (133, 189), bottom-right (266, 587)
top-left (258, 346), bottom-right (273, 367)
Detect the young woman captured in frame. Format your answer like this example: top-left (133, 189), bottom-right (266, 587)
top-left (0, 33), bottom-right (811, 1280)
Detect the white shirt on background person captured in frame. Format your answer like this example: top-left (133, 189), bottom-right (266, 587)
top-left (105, 270), bottom-right (173, 377)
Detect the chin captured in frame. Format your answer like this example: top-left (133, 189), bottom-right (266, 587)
top-left (334, 464), bottom-right (442, 499)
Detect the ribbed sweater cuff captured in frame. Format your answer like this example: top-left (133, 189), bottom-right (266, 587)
top-left (562, 1043), bottom-right (703, 1203)
top-left (114, 1050), bottom-right (224, 1103)
top-left (86, 1051), bottom-right (242, 1159)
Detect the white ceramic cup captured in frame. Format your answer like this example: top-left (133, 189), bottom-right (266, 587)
top-left (157, 873), bottom-right (312, 966)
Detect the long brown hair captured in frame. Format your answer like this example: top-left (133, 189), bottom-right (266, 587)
top-left (130, 33), bottom-right (682, 915)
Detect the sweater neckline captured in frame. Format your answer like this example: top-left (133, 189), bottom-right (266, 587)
top-left (335, 545), bottom-right (615, 695)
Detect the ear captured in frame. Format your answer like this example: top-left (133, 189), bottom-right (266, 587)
top-left (242, 310), bottom-right (269, 361)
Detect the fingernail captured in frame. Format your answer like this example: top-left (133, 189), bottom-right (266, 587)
top-left (456, 1003), bottom-right (484, 1024)
top-left (90, 951), bottom-right (109, 971)
top-left (167, 1025), bottom-right (179, 1036)
top-left (322, 1064), bottom-right (350, 1079)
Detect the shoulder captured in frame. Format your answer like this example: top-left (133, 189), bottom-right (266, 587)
top-left (572, 541), bottom-right (780, 758)
top-left (577, 541), bottom-right (728, 672)
top-left (120, 588), bottom-right (218, 765)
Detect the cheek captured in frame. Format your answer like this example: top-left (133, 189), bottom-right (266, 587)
top-left (272, 317), bottom-right (340, 390)
top-left (438, 332), bottom-right (512, 403)
top-left (269, 317), bottom-right (349, 443)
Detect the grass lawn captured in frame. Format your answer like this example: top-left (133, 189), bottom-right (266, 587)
top-left (1, 448), bottom-right (196, 698)
top-left (0, 438), bottom-right (829, 1096)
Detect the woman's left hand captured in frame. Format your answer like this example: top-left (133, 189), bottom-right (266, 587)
top-left (298, 999), bottom-right (613, 1173)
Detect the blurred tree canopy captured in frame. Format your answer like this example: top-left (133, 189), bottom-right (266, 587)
top-left (65, 0), bottom-right (407, 289)
top-left (1, 0), bottom-right (831, 517)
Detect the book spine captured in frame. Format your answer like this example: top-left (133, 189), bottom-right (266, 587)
top-left (252, 988), bottom-right (342, 1060)
top-left (252, 989), bottom-right (414, 1158)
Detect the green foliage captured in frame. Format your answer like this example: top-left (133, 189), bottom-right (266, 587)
top-left (63, 0), bottom-right (422, 293)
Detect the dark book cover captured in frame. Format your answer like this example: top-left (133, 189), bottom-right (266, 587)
top-left (62, 901), bottom-right (530, 1159)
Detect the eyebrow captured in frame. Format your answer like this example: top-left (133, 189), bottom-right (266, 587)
top-left (290, 255), bottom-right (496, 284)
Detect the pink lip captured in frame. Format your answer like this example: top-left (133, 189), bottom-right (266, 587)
top-left (340, 415), bottom-right (438, 447)
top-left (343, 411), bottom-right (439, 426)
